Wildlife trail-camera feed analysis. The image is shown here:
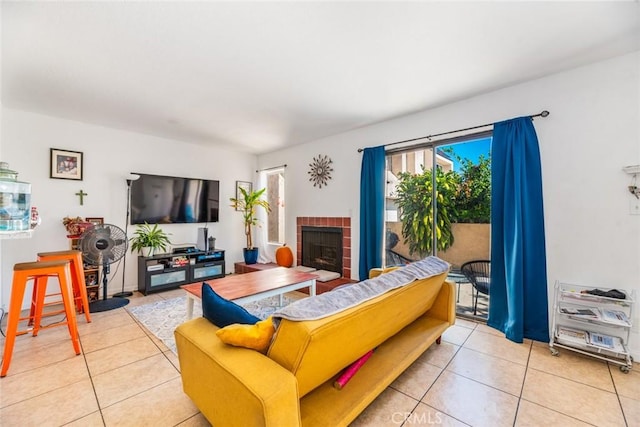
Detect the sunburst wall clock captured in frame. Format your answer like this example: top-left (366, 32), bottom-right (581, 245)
top-left (308, 154), bottom-right (333, 188)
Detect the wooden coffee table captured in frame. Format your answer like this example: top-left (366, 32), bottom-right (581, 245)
top-left (181, 267), bottom-right (317, 319)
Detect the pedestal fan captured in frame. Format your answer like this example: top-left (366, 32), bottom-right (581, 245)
top-left (79, 223), bottom-right (129, 312)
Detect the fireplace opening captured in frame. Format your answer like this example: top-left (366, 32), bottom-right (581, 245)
top-left (301, 226), bottom-right (343, 274)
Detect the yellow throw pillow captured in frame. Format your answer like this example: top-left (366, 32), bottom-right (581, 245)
top-left (216, 317), bottom-right (276, 352)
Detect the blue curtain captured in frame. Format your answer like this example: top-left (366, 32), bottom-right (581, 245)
top-left (359, 146), bottom-right (386, 279)
top-left (488, 117), bottom-right (549, 343)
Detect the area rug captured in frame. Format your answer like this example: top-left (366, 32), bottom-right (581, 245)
top-left (127, 294), bottom-right (297, 354)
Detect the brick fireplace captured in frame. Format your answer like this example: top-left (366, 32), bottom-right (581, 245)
top-left (296, 217), bottom-right (351, 279)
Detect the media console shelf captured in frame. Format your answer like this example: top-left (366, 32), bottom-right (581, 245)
top-left (138, 249), bottom-right (225, 295)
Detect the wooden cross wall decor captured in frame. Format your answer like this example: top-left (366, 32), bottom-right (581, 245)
top-left (75, 189), bottom-right (88, 205)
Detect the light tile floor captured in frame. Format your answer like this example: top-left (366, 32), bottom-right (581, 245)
top-left (1, 289), bottom-right (638, 426)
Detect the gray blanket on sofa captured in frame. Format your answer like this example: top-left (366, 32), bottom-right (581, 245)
top-left (272, 256), bottom-right (450, 325)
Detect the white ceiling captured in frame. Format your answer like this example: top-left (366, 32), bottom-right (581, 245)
top-left (2, 1), bottom-right (639, 154)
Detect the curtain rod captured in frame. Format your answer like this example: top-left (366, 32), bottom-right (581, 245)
top-left (256, 164), bottom-right (287, 173)
top-left (357, 110), bottom-right (549, 153)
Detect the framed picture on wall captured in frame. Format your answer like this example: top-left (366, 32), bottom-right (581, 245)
top-left (50, 148), bottom-right (83, 180)
top-left (85, 217), bottom-right (104, 226)
top-left (235, 181), bottom-right (252, 211)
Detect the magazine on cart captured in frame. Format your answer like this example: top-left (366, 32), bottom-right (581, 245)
top-left (587, 332), bottom-right (626, 352)
top-left (599, 309), bottom-right (631, 327)
top-left (588, 332), bottom-right (615, 348)
top-left (556, 326), bottom-right (588, 345)
top-left (559, 307), bottom-right (599, 318)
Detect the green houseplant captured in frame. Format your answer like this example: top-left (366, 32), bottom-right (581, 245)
top-left (443, 148), bottom-right (492, 224)
top-left (230, 186), bottom-right (270, 264)
top-left (395, 167), bottom-right (458, 255)
top-left (129, 222), bottom-right (171, 257)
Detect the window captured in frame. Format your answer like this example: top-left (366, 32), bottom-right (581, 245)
top-left (266, 168), bottom-right (285, 243)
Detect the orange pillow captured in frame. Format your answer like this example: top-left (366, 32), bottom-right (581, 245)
top-left (215, 317), bottom-right (275, 352)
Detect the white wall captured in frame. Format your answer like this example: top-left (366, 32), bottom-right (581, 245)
top-left (0, 109), bottom-right (257, 309)
top-left (259, 51), bottom-right (640, 357)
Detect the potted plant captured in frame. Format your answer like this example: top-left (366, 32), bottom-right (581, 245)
top-left (129, 222), bottom-right (171, 257)
top-left (230, 186), bottom-right (270, 264)
top-left (395, 167), bottom-right (457, 255)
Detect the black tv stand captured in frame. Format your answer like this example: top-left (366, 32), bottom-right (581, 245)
top-left (137, 249), bottom-right (225, 295)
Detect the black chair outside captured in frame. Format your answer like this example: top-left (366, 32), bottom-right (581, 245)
top-left (385, 230), bottom-right (413, 267)
top-left (460, 260), bottom-right (491, 315)
top-left (386, 249), bottom-right (413, 267)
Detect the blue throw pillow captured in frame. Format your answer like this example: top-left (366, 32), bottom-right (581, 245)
top-left (201, 282), bottom-right (259, 328)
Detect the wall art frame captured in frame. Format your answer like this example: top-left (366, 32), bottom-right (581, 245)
top-left (85, 217), bottom-right (104, 226)
top-left (50, 148), bottom-right (83, 180)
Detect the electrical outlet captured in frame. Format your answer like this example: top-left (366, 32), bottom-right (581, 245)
top-left (630, 198), bottom-right (640, 215)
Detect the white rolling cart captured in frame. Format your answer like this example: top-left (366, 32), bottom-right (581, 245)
top-left (549, 281), bottom-right (634, 373)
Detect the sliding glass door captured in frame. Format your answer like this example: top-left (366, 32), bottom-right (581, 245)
top-left (384, 135), bottom-right (492, 320)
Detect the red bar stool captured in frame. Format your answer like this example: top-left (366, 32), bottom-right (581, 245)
top-left (1, 260), bottom-right (81, 377)
top-left (31, 250), bottom-right (92, 323)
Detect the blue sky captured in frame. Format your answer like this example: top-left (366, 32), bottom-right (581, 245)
top-left (445, 136), bottom-right (492, 170)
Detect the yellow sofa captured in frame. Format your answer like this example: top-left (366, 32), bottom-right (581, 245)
top-left (175, 267), bottom-right (455, 427)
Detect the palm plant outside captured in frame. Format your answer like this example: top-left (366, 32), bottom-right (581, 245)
top-left (394, 151), bottom-right (490, 256)
top-left (395, 167), bottom-right (457, 255)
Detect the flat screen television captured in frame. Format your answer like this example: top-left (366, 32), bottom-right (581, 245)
top-left (130, 173), bottom-right (220, 224)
